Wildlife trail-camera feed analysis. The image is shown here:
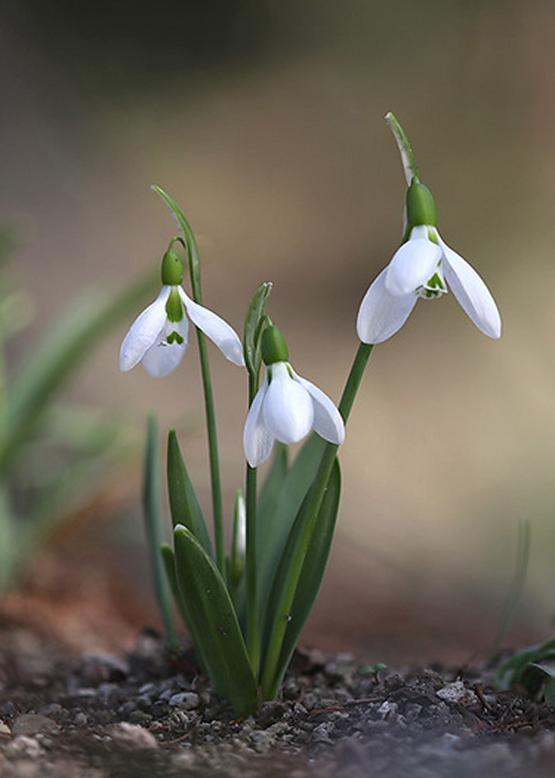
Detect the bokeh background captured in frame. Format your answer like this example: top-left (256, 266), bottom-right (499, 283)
top-left (1, 0), bottom-right (554, 663)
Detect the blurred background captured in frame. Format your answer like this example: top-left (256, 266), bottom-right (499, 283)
top-left (1, 0), bottom-right (554, 664)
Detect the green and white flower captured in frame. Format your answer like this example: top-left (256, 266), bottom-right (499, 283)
top-left (120, 244), bottom-right (244, 377)
top-left (243, 325), bottom-right (344, 467)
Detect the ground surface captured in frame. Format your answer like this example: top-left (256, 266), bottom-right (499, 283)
top-left (0, 626), bottom-right (554, 778)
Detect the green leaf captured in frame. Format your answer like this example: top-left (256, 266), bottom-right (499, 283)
top-left (143, 416), bottom-right (178, 651)
top-left (173, 525), bottom-right (258, 716)
top-left (257, 434), bottom-right (326, 619)
top-left (243, 282), bottom-right (272, 376)
top-left (496, 635), bottom-right (555, 690)
top-left (167, 430), bottom-right (212, 556)
top-left (262, 459), bottom-right (341, 697)
top-left (257, 443), bottom-right (288, 528)
top-left (0, 269), bottom-right (157, 474)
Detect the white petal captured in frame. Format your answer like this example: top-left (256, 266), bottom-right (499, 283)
top-left (356, 267), bottom-right (417, 344)
top-left (243, 377), bottom-right (274, 467)
top-left (262, 362), bottom-right (314, 445)
top-left (119, 287), bottom-right (171, 371)
top-left (438, 235), bottom-right (501, 339)
top-left (295, 374), bottom-right (345, 445)
top-left (385, 233), bottom-right (442, 296)
top-left (141, 318), bottom-right (189, 378)
top-left (179, 289), bottom-right (245, 366)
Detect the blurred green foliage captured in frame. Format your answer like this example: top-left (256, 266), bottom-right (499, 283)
top-left (0, 232), bottom-right (157, 590)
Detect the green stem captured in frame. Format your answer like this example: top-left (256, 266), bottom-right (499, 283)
top-left (245, 373), bottom-right (260, 673)
top-left (385, 112), bottom-right (419, 185)
top-left (196, 331), bottom-right (225, 576)
top-left (261, 342), bottom-right (373, 697)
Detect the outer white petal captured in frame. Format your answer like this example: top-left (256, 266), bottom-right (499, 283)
top-left (356, 267), bottom-right (417, 344)
top-left (385, 232), bottom-right (442, 296)
top-left (262, 362), bottom-right (314, 445)
top-left (294, 373), bottom-right (345, 445)
top-left (243, 377), bottom-right (274, 467)
top-left (179, 289), bottom-right (245, 366)
top-left (141, 317), bottom-right (189, 378)
top-left (119, 287), bottom-right (171, 371)
top-left (438, 235), bottom-right (501, 339)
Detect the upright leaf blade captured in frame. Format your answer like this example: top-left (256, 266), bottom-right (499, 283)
top-left (243, 282), bottom-right (272, 375)
top-left (173, 525), bottom-right (257, 716)
top-left (143, 416), bottom-right (178, 651)
top-left (257, 443), bottom-right (288, 526)
top-left (262, 459), bottom-right (341, 697)
top-left (257, 434), bottom-right (326, 619)
top-left (167, 430), bottom-right (212, 556)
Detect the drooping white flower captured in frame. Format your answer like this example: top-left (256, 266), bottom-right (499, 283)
top-left (120, 286), bottom-right (244, 378)
top-left (243, 325), bottom-right (345, 467)
top-left (357, 180), bottom-right (501, 344)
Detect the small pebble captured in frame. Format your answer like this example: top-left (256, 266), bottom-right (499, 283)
top-left (110, 722), bottom-right (158, 750)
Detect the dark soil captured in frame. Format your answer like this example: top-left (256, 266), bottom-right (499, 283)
top-left (1, 626), bottom-right (554, 778)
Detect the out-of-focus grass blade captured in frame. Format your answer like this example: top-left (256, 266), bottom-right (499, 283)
top-left (143, 415), bottom-right (178, 652)
top-left (257, 434), bottom-right (326, 620)
top-left (490, 518), bottom-right (531, 658)
top-left (173, 524), bottom-right (257, 716)
top-left (261, 459), bottom-right (341, 698)
top-left (0, 269), bottom-right (157, 473)
top-left (243, 281), bottom-right (272, 376)
top-left (167, 430), bottom-right (212, 556)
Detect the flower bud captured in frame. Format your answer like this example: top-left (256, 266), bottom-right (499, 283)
top-left (161, 242), bottom-right (184, 286)
top-left (261, 324), bottom-right (289, 365)
top-left (406, 180), bottom-right (437, 228)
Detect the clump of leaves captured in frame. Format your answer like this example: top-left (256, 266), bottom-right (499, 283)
top-left (496, 636), bottom-right (555, 704)
top-left (0, 231), bottom-right (157, 590)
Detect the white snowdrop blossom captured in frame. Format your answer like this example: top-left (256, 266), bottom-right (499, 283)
top-left (119, 285), bottom-right (244, 378)
top-left (357, 224), bottom-right (502, 344)
top-left (243, 361), bottom-right (345, 468)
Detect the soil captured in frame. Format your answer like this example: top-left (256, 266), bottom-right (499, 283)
top-left (0, 625), bottom-right (554, 778)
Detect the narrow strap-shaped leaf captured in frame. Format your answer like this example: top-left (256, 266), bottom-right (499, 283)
top-left (261, 459), bottom-right (341, 698)
top-left (257, 434), bottom-right (326, 619)
top-left (173, 525), bottom-right (257, 716)
top-left (167, 430), bottom-right (212, 556)
top-left (257, 443), bottom-right (288, 528)
top-left (0, 269), bottom-right (157, 473)
top-left (143, 416), bottom-right (178, 651)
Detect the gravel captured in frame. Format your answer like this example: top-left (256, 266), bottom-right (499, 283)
top-left (0, 627), bottom-right (554, 777)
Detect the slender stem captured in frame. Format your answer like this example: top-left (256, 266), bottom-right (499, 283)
top-left (184, 227), bottom-right (226, 578)
top-left (245, 372), bottom-right (260, 673)
top-left (385, 112), bottom-right (419, 186)
top-left (195, 331), bottom-right (225, 576)
top-left (261, 342), bottom-right (373, 697)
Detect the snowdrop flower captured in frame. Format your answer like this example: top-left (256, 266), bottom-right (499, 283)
top-left (243, 324), bottom-right (345, 467)
top-left (120, 242), bottom-right (244, 377)
top-left (357, 179), bottom-right (501, 345)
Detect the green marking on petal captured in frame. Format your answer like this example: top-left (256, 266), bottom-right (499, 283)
top-left (165, 287), bottom-right (184, 323)
top-left (167, 331), bottom-right (184, 345)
